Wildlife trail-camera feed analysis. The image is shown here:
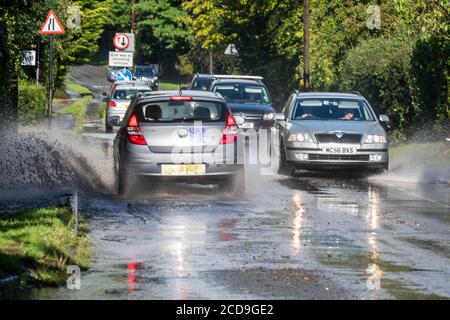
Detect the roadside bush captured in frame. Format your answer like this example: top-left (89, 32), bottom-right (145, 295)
top-left (339, 36), bottom-right (415, 131)
top-left (339, 35), bottom-right (449, 138)
top-left (408, 37), bottom-right (449, 125)
top-left (18, 81), bottom-right (47, 125)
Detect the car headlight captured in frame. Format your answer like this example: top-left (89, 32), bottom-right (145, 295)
top-left (262, 112), bottom-right (275, 121)
top-left (364, 134), bottom-right (387, 144)
top-left (288, 133), bottom-right (314, 143)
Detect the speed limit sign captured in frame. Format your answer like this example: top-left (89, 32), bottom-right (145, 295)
top-left (113, 33), bottom-right (129, 51)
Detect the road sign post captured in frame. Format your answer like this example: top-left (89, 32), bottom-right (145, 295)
top-left (48, 35), bottom-right (53, 126)
top-left (39, 10), bottom-right (65, 127)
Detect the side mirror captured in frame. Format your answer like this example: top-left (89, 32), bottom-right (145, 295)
top-left (102, 97), bottom-right (109, 103)
top-left (181, 86), bottom-right (189, 90)
top-left (102, 92), bottom-right (108, 96)
top-left (379, 114), bottom-right (390, 123)
top-left (274, 113), bottom-right (285, 121)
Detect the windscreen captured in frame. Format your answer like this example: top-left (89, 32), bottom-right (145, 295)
top-left (135, 68), bottom-right (155, 77)
top-left (113, 89), bottom-right (152, 100)
top-left (136, 100), bottom-right (228, 123)
top-left (213, 84), bottom-right (270, 104)
top-left (292, 98), bottom-right (375, 121)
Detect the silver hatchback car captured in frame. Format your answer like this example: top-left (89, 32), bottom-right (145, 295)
top-left (104, 82), bottom-right (153, 132)
top-left (276, 92), bottom-right (389, 174)
top-left (113, 90), bottom-right (244, 195)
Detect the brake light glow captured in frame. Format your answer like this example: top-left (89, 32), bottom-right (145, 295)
top-left (220, 112), bottom-right (238, 144)
top-left (107, 100), bottom-right (117, 107)
top-left (170, 96), bottom-right (193, 101)
top-left (127, 114), bottom-right (147, 145)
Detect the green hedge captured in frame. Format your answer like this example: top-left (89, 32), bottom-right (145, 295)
top-left (339, 35), bottom-right (449, 138)
top-left (18, 81), bottom-right (47, 125)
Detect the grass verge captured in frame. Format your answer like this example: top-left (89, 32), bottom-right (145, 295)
top-left (65, 81), bottom-right (93, 97)
top-left (60, 96), bottom-right (92, 130)
top-left (0, 206), bottom-right (90, 288)
top-left (159, 81), bottom-right (181, 91)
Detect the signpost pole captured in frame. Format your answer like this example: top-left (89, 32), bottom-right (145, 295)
top-left (48, 35), bottom-right (53, 127)
top-left (303, 0), bottom-right (310, 91)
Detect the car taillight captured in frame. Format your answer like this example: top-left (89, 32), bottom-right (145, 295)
top-left (170, 96), bottom-right (193, 101)
top-left (127, 114), bottom-right (147, 145)
top-left (220, 113), bottom-right (238, 144)
top-left (107, 101), bottom-right (117, 107)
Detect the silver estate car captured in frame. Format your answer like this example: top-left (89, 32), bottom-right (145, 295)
top-left (113, 90), bottom-right (244, 195)
top-left (104, 81), bottom-right (152, 132)
top-left (276, 92), bottom-right (389, 174)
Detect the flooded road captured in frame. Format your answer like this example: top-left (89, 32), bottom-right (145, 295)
top-left (2, 65), bottom-right (449, 300)
top-left (26, 132), bottom-right (450, 299)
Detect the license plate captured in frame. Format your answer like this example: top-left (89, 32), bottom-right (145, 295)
top-left (161, 164), bottom-right (206, 176)
top-left (240, 122), bottom-right (254, 129)
top-left (322, 145), bottom-right (357, 154)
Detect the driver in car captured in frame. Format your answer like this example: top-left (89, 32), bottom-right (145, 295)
top-left (341, 112), bottom-right (354, 120)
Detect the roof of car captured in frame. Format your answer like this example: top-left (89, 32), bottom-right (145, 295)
top-left (114, 84), bottom-right (152, 90)
top-left (295, 92), bottom-right (364, 99)
top-left (212, 79), bottom-right (266, 86)
top-left (139, 90), bottom-right (224, 101)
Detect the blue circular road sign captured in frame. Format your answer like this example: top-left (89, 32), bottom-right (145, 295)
top-left (115, 68), bottom-right (133, 81)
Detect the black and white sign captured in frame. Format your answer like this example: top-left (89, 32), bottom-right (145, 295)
top-left (21, 50), bottom-right (36, 66)
top-left (109, 51), bottom-right (133, 67)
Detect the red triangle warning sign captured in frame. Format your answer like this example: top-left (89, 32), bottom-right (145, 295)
top-left (39, 10), bottom-right (65, 35)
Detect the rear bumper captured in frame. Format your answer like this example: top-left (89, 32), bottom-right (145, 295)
top-left (121, 143), bottom-right (242, 177)
top-left (107, 110), bottom-right (127, 126)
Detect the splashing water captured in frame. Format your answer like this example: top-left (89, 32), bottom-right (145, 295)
top-left (0, 126), bottom-right (115, 194)
top-left (370, 143), bottom-right (450, 184)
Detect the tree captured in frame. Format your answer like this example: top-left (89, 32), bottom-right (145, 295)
top-left (135, 0), bottom-right (193, 75)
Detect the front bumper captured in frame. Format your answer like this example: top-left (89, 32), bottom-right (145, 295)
top-left (238, 119), bottom-right (275, 134)
top-left (285, 143), bottom-right (388, 169)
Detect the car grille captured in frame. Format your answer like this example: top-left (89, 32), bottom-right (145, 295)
top-left (236, 113), bottom-right (262, 120)
top-left (316, 133), bottom-right (362, 144)
top-left (308, 154), bottom-right (370, 161)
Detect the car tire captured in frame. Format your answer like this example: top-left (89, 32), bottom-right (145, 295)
top-left (278, 142), bottom-right (295, 176)
top-left (105, 117), bottom-right (113, 133)
top-left (118, 163), bottom-right (137, 197)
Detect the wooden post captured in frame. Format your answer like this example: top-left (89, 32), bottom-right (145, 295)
top-left (303, 0), bottom-right (310, 91)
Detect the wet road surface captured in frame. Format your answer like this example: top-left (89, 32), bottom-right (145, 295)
top-left (6, 65), bottom-right (450, 300)
top-left (27, 137), bottom-right (450, 299)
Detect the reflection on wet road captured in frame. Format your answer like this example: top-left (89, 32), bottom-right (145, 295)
top-left (30, 135), bottom-right (450, 299)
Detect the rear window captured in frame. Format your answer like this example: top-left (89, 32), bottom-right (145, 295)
top-left (135, 100), bottom-right (228, 123)
top-left (113, 89), bottom-right (152, 100)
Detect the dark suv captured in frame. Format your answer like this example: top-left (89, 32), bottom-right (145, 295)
top-left (209, 76), bottom-right (276, 133)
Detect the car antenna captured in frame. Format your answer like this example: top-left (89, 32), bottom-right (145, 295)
top-left (179, 77), bottom-right (183, 95)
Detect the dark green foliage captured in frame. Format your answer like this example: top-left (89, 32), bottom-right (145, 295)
top-left (18, 81), bottom-right (48, 124)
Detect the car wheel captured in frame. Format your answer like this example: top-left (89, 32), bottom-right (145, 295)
top-left (118, 163), bottom-right (137, 197)
top-left (105, 117), bottom-right (113, 133)
top-left (278, 142), bottom-right (295, 176)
